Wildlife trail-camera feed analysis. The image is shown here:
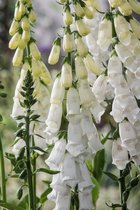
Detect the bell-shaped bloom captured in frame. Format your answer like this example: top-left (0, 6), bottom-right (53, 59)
top-left (114, 14), bottom-right (131, 46)
top-left (75, 36), bottom-right (88, 57)
top-left (66, 87), bottom-right (80, 118)
top-left (92, 74), bottom-right (107, 103)
top-left (108, 55), bottom-right (122, 75)
top-left (76, 19), bottom-right (90, 36)
top-left (45, 139), bottom-right (66, 169)
top-left (78, 188), bottom-right (93, 210)
top-left (112, 138), bottom-right (129, 170)
top-left (50, 77), bottom-right (65, 104)
top-left (84, 54), bottom-right (102, 75)
top-left (61, 153), bottom-right (78, 188)
top-left (110, 96), bottom-right (124, 123)
top-left (60, 61), bottom-right (72, 88)
top-left (126, 70), bottom-right (140, 99)
top-left (29, 42), bottom-right (41, 60)
top-left (90, 100), bottom-right (105, 123)
top-left (63, 31), bottom-right (75, 52)
top-left (45, 103), bottom-right (62, 135)
top-left (78, 79), bottom-right (95, 108)
top-left (54, 191), bottom-right (71, 210)
top-left (115, 42), bottom-right (132, 63)
top-left (75, 55), bottom-right (87, 79)
top-left (124, 55), bottom-right (140, 73)
top-left (97, 18), bottom-right (112, 51)
top-left (118, 2), bottom-right (132, 16)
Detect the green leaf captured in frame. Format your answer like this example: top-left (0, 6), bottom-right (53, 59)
top-left (91, 177), bottom-right (100, 207)
top-left (93, 149), bottom-right (105, 182)
top-left (30, 146), bottom-right (47, 154)
top-left (0, 114), bottom-right (3, 122)
top-left (40, 188), bottom-right (52, 204)
top-left (15, 115), bottom-right (25, 120)
top-left (103, 171), bottom-right (118, 182)
top-left (34, 168), bottom-right (60, 175)
top-left (30, 114), bottom-right (40, 121)
top-left (19, 169), bottom-right (27, 179)
top-left (0, 201), bottom-right (15, 210)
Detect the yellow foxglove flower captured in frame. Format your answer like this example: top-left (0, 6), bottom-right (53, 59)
top-left (74, 2), bottom-right (85, 17)
top-left (39, 61), bottom-right (52, 84)
top-left (9, 32), bottom-right (21, 49)
top-left (114, 14), bottom-right (131, 46)
top-left (22, 30), bottom-right (30, 42)
top-left (14, 6), bottom-right (22, 20)
top-left (63, 31), bottom-right (75, 52)
top-left (97, 18), bottom-right (112, 51)
top-left (48, 38), bottom-right (61, 65)
top-left (76, 19), bottom-right (90, 36)
top-left (63, 9), bottom-right (73, 26)
top-left (21, 16), bottom-right (30, 31)
top-left (75, 55), bottom-right (87, 79)
top-left (12, 48), bottom-right (23, 66)
top-left (75, 36), bottom-right (88, 57)
top-left (61, 61), bottom-right (72, 88)
top-left (84, 54), bottom-right (102, 75)
top-left (9, 19), bottom-right (19, 36)
top-left (29, 9), bottom-right (36, 23)
top-left (108, 0), bottom-right (124, 8)
top-left (84, 6), bottom-right (94, 19)
top-left (30, 42), bottom-right (41, 60)
top-left (19, 2), bottom-right (26, 16)
top-left (130, 18), bottom-right (140, 39)
top-left (118, 2), bottom-right (132, 16)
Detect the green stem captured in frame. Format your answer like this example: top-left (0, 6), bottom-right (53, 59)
top-left (120, 171), bottom-right (127, 210)
top-left (0, 136), bottom-right (6, 210)
top-left (32, 137), bottom-right (36, 210)
top-left (25, 112), bottom-right (35, 210)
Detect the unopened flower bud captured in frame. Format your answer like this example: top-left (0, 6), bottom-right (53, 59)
top-left (75, 55), bottom-right (87, 79)
top-left (76, 19), bottom-right (90, 36)
top-left (74, 2), bottom-right (85, 17)
top-left (12, 48), bottom-right (23, 66)
top-left (130, 18), bottom-right (140, 39)
top-left (63, 31), bottom-right (74, 52)
top-left (29, 9), bottom-right (36, 23)
top-left (84, 6), bottom-right (94, 19)
top-left (21, 16), bottom-right (30, 31)
top-left (22, 30), bottom-right (30, 42)
top-left (14, 6), bottom-right (22, 20)
top-left (108, 0), bottom-right (124, 8)
top-left (118, 2), bottom-right (132, 16)
top-left (30, 42), bottom-right (41, 60)
top-left (63, 9), bottom-right (73, 25)
top-left (39, 61), bottom-right (52, 84)
top-left (75, 36), bottom-right (88, 57)
top-left (19, 2), bottom-right (26, 16)
top-left (84, 54), bottom-right (102, 75)
top-left (9, 32), bottom-right (21, 49)
top-left (9, 19), bottom-right (19, 36)
top-left (48, 38), bottom-right (61, 65)
top-left (61, 61), bottom-right (72, 88)
top-left (50, 77), bottom-right (65, 104)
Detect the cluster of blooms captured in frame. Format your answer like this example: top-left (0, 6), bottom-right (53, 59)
top-left (9, 0), bottom-right (52, 156)
top-left (86, 0), bottom-right (140, 170)
top-left (45, 0), bottom-right (104, 209)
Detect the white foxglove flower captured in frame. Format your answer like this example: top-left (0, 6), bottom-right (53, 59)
top-left (75, 36), bottom-right (88, 57)
top-left (79, 163), bottom-right (93, 191)
top-left (54, 192), bottom-right (71, 210)
top-left (126, 70), bottom-right (140, 99)
top-left (66, 87), bottom-right (80, 118)
top-left (61, 153), bottom-right (78, 188)
top-left (90, 100), bottom-right (105, 123)
top-left (45, 103), bottom-right (62, 135)
top-left (108, 55), bottom-right (122, 75)
top-left (92, 74), bottom-right (107, 103)
top-left (60, 61), bottom-right (72, 88)
top-left (114, 77), bottom-right (130, 96)
top-left (50, 77), bottom-right (65, 104)
top-left (45, 139), bottom-right (66, 169)
top-left (130, 18), bottom-right (140, 39)
top-left (110, 96), bottom-right (124, 123)
top-left (124, 56), bottom-right (140, 73)
top-left (97, 18), bottom-right (112, 51)
top-left (78, 189), bottom-right (93, 210)
top-left (78, 79), bottom-right (95, 108)
top-left (84, 54), bottom-right (102, 75)
top-left (12, 139), bottom-right (25, 158)
top-left (115, 42), bottom-right (133, 63)
top-left (75, 55), bottom-right (87, 79)
top-left (114, 14), bottom-right (131, 46)
top-left (112, 138), bottom-right (129, 170)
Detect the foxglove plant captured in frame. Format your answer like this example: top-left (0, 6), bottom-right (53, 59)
top-left (45, 0), bottom-right (105, 209)
top-left (86, 0), bottom-right (140, 209)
